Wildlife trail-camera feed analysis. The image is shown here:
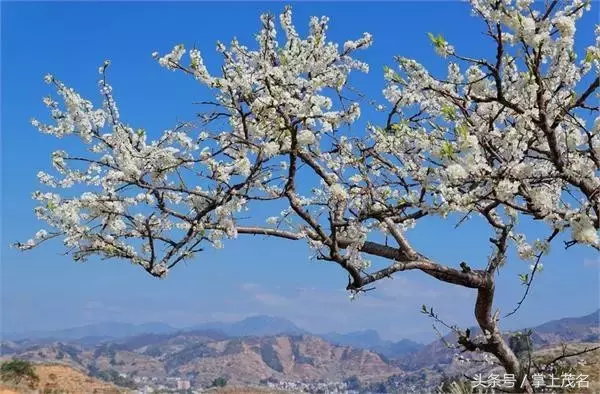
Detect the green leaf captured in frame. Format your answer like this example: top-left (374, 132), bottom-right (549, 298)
top-left (372, 125), bottom-right (386, 135)
top-left (456, 123), bottom-right (469, 140)
top-left (427, 32), bottom-right (446, 49)
top-left (391, 121), bottom-right (409, 134)
top-left (570, 94), bottom-right (577, 106)
top-left (422, 304), bottom-right (428, 313)
top-left (440, 141), bottom-right (455, 159)
top-left (384, 65), bottom-right (404, 83)
top-left (519, 273), bottom-right (529, 284)
top-left (584, 49), bottom-right (598, 64)
top-left (441, 105), bottom-right (457, 120)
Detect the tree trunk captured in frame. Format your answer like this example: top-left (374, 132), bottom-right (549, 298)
top-left (475, 274), bottom-right (533, 393)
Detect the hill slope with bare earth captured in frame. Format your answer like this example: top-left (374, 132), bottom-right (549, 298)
top-left (171, 335), bottom-right (402, 386)
top-left (2, 334), bottom-right (403, 387)
top-left (0, 363), bottom-right (124, 394)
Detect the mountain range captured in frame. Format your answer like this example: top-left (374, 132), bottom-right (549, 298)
top-left (1, 310), bottom-right (598, 392)
top-left (3, 322), bottom-right (175, 343)
top-left (3, 315), bottom-right (423, 359)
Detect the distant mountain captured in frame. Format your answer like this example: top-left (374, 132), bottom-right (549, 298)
top-left (321, 329), bottom-right (423, 358)
top-left (4, 322), bottom-right (176, 342)
top-left (188, 315), bottom-right (308, 337)
top-left (531, 309), bottom-right (600, 345)
top-left (322, 329), bottom-right (383, 348)
top-left (4, 309), bottom-right (597, 364)
top-left (4, 315), bottom-right (306, 344)
top-left (3, 316), bottom-right (306, 345)
top-left (1, 333), bottom-right (402, 388)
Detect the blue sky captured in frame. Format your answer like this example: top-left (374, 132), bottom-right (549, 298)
top-left (1, 1), bottom-right (598, 343)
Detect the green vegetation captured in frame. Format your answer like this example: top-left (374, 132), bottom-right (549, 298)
top-left (165, 343), bottom-right (217, 371)
top-left (143, 346), bottom-right (162, 357)
top-left (436, 376), bottom-right (472, 394)
top-left (211, 377), bottom-right (228, 387)
top-left (223, 339), bottom-right (244, 356)
top-left (91, 368), bottom-right (137, 389)
top-left (509, 330), bottom-right (533, 359)
top-left (0, 358), bottom-right (39, 389)
top-left (260, 343), bottom-right (284, 373)
top-left (343, 375), bottom-right (361, 391)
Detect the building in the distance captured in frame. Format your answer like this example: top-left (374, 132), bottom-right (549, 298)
top-left (177, 379), bottom-right (191, 390)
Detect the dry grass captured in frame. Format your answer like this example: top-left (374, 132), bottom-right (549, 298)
top-left (534, 342), bottom-right (600, 393)
top-left (1, 363), bottom-right (125, 394)
top-left (0, 387), bottom-right (20, 394)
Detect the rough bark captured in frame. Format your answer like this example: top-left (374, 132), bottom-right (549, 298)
top-left (475, 275), bottom-right (533, 393)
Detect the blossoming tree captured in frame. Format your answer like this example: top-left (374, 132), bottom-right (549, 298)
top-left (16, 0), bottom-right (598, 391)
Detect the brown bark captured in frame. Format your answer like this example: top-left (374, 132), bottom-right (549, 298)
top-left (474, 274), bottom-right (533, 393)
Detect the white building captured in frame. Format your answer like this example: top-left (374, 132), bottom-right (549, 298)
top-left (177, 379), bottom-right (191, 390)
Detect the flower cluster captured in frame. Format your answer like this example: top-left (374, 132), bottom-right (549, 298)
top-left (378, 0), bottom-right (599, 254)
top-left (19, 2), bottom-right (598, 286)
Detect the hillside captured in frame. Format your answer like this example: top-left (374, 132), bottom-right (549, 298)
top-left (0, 363), bottom-right (124, 393)
top-left (533, 342), bottom-right (600, 393)
top-left (190, 316), bottom-right (308, 338)
top-left (531, 309), bottom-right (600, 346)
top-left (321, 330), bottom-right (423, 358)
top-left (1, 333), bottom-right (403, 389)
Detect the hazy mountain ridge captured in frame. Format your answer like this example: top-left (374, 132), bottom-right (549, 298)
top-left (320, 329), bottom-right (423, 358)
top-left (3, 321), bottom-right (177, 342)
top-left (3, 315), bottom-right (423, 357)
top-left (189, 315), bottom-right (308, 338)
top-left (531, 309), bottom-right (600, 346)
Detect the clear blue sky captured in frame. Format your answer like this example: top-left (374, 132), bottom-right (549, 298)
top-left (1, 1), bottom-right (598, 343)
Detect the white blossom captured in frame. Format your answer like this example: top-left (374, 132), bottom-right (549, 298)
top-left (297, 129), bottom-right (316, 146)
top-left (329, 184), bottom-right (348, 201)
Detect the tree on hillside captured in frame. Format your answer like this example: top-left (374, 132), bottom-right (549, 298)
top-left (211, 377), bottom-right (228, 388)
top-left (0, 359), bottom-right (39, 389)
top-left (15, 1), bottom-right (599, 392)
